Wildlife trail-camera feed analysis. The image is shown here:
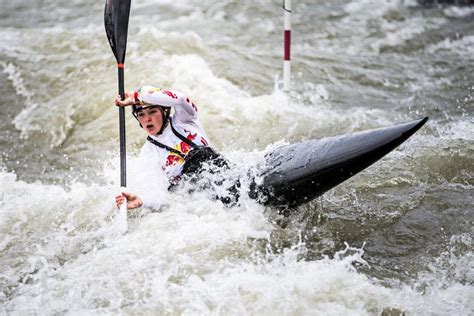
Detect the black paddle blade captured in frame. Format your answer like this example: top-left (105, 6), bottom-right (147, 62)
top-left (104, 0), bottom-right (132, 64)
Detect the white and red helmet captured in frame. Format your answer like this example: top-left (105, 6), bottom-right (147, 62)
top-left (132, 85), bottom-right (178, 112)
top-left (132, 85), bottom-right (174, 134)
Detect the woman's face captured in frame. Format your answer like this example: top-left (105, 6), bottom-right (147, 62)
top-left (136, 106), bottom-right (164, 136)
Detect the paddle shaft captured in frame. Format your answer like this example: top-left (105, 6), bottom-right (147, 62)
top-left (118, 66), bottom-right (126, 187)
top-left (104, 0), bottom-right (131, 188)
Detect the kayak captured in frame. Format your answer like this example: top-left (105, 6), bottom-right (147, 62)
top-left (248, 117), bottom-right (428, 207)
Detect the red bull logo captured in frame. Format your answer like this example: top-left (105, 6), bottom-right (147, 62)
top-left (162, 90), bottom-right (177, 99)
top-left (164, 131), bottom-right (200, 167)
top-left (165, 154), bottom-right (181, 167)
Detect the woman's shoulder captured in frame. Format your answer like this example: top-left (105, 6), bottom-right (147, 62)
top-left (170, 115), bottom-right (199, 130)
top-left (139, 141), bottom-right (153, 155)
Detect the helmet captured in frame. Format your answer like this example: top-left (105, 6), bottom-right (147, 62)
top-left (131, 86), bottom-right (172, 135)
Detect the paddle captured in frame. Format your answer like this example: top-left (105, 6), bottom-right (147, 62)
top-left (104, 0), bottom-right (132, 220)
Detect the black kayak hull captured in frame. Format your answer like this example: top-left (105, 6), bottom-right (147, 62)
top-left (249, 117), bottom-right (428, 207)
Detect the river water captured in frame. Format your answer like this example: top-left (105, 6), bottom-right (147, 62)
top-left (1, 0), bottom-right (473, 315)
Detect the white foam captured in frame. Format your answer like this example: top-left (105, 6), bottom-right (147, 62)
top-left (429, 119), bottom-right (474, 142)
top-left (3, 151), bottom-right (471, 314)
top-left (444, 6), bottom-right (474, 17)
top-left (427, 35), bottom-right (474, 56)
top-left (403, 233), bottom-right (474, 315)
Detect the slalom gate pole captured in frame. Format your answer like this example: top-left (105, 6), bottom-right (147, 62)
top-left (283, 0), bottom-right (291, 92)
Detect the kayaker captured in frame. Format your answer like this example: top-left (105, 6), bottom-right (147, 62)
top-left (114, 85), bottom-right (235, 210)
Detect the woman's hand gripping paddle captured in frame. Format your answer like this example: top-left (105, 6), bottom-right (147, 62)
top-left (105, 0), bottom-right (132, 231)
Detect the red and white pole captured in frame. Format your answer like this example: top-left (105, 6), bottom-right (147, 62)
top-left (283, 0), bottom-right (291, 92)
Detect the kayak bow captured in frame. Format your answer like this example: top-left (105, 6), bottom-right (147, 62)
top-left (250, 117), bottom-right (429, 207)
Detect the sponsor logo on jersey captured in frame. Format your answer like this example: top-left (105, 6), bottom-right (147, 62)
top-left (164, 131), bottom-right (199, 167)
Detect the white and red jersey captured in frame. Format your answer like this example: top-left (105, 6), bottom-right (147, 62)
top-left (138, 86), bottom-right (211, 182)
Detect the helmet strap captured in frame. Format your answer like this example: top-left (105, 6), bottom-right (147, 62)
top-left (157, 107), bottom-right (171, 135)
